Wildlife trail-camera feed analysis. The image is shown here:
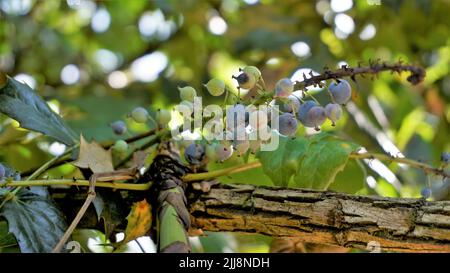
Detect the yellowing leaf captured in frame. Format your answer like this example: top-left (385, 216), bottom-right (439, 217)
top-left (72, 135), bottom-right (114, 173)
top-left (117, 199), bottom-right (152, 246)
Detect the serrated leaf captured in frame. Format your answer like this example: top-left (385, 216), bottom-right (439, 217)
top-left (0, 76), bottom-right (77, 146)
top-left (293, 135), bottom-right (358, 190)
top-left (72, 135), bottom-right (114, 173)
top-left (0, 188), bottom-right (67, 253)
top-left (116, 199), bottom-right (152, 247)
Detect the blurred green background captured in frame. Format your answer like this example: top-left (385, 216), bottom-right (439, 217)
top-left (1, 0), bottom-right (449, 252)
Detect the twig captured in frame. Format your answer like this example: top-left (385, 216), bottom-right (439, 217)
top-left (52, 169), bottom-right (148, 253)
top-left (184, 150), bottom-right (447, 182)
top-left (349, 152), bottom-right (449, 179)
top-left (52, 173), bottom-right (98, 253)
top-left (27, 145), bottom-right (78, 181)
top-left (21, 129), bottom-right (158, 176)
top-left (115, 130), bottom-right (167, 168)
top-left (294, 62), bottom-right (425, 90)
top-left (183, 161), bottom-right (262, 182)
top-left (0, 179), bottom-right (152, 191)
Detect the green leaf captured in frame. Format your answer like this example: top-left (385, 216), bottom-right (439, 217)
top-left (0, 221), bottom-right (18, 250)
top-left (256, 136), bottom-right (290, 187)
top-left (328, 159), bottom-right (367, 194)
top-left (293, 134), bottom-right (358, 190)
top-left (256, 133), bottom-right (326, 187)
top-left (0, 188), bottom-right (67, 253)
top-left (0, 76), bottom-right (78, 146)
top-left (293, 136), bottom-right (358, 190)
top-left (71, 229), bottom-right (113, 253)
top-left (257, 133), bottom-right (359, 189)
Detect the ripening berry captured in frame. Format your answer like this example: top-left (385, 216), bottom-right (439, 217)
top-left (242, 66), bottom-right (261, 80)
top-left (156, 109), bottom-right (172, 125)
top-left (184, 143), bottom-right (206, 166)
top-left (278, 113), bottom-right (298, 137)
top-left (307, 106), bottom-right (327, 131)
top-left (281, 95), bottom-right (301, 113)
top-left (325, 103), bottom-right (342, 126)
top-left (130, 107), bottom-right (149, 123)
top-left (233, 139), bottom-right (250, 156)
top-left (0, 163), bottom-right (5, 179)
top-left (441, 152), bottom-right (450, 164)
top-left (110, 120), bottom-right (127, 135)
top-left (178, 86), bottom-right (197, 101)
top-left (113, 140), bottom-right (128, 153)
top-left (274, 78), bottom-right (294, 98)
top-left (421, 187), bottom-right (432, 199)
top-left (215, 142), bottom-right (233, 162)
top-left (233, 72), bottom-right (257, 90)
top-left (328, 79), bottom-right (352, 105)
top-left (204, 78), bottom-right (225, 96)
top-left (297, 100), bottom-right (317, 127)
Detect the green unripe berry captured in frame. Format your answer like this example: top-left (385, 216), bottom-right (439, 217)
top-left (178, 86), bottom-right (197, 101)
top-left (180, 100), bottom-right (194, 109)
top-left (156, 109), bottom-right (172, 125)
top-left (242, 66), bottom-right (261, 80)
top-left (204, 78), bottom-right (225, 96)
top-left (130, 107), bottom-right (149, 123)
top-left (113, 140), bottom-right (128, 153)
top-left (205, 143), bottom-right (219, 162)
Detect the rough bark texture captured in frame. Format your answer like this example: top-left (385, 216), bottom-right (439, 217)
top-left (188, 183), bottom-right (450, 253)
top-left (47, 182), bottom-right (450, 253)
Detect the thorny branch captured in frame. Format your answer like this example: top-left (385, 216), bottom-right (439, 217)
top-left (294, 61), bottom-right (426, 90)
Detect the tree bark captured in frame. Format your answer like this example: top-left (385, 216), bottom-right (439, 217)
top-left (49, 182), bottom-right (450, 253)
top-left (188, 183), bottom-right (450, 253)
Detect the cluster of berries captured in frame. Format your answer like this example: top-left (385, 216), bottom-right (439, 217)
top-left (106, 66), bottom-right (353, 165)
top-left (177, 66), bottom-right (353, 166)
top-left (109, 106), bottom-right (171, 154)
